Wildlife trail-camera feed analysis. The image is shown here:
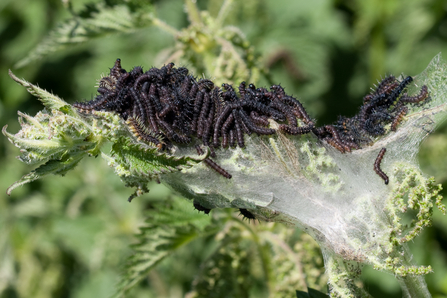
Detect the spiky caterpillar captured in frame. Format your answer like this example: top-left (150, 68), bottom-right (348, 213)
top-left (374, 148), bottom-right (389, 185)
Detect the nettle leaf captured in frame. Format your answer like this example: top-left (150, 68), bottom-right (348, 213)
top-left (162, 1), bottom-right (263, 87)
top-left (3, 71), bottom-right (98, 194)
top-left (296, 288), bottom-right (329, 298)
top-left (147, 196), bottom-right (214, 230)
top-left (188, 232), bottom-right (256, 298)
top-left (2, 108), bottom-right (96, 166)
top-left (6, 152), bottom-right (85, 195)
top-left (110, 139), bottom-right (205, 178)
top-left (15, 1), bottom-right (154, 68)
top-left (114, 225), bottom-right (198, 297)
top-left (106, 139), bottom-right (206, 201)
top-left (8, 70), bottom-right (75, 112)
top-left (114, 198), bottom-right (219, 297)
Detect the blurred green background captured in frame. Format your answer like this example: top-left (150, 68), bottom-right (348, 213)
top-left (1, 0), bottom-right (447, 297)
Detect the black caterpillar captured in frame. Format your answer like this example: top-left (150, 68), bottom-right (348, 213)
top-left (238, 208), bottom-right (256, 221)
top-left (74, 59), bottom-right (429, 185)
top-left (193, 201), bottom-right (211, 214)
top-left (374, 148), bottom-right (389, 185)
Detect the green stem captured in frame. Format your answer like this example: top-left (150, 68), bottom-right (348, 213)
top-left (232, 217), bottom-right (273, 294)
top-left (397, 275), bottom-right (432, 298)
top-left (152, 18), bottom-right (179, 36)
top-left (215, 0), bottom-right (234, 28)
top-left (396, 248), bottom-right (432, 298)
top-left (266, 232), bottom-right (307, 290)
top-left (184, 0), bottom-right (202, 26)
top-left (322, 249), bottom-right (372, 298)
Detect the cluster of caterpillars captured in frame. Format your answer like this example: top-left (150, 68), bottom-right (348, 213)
top-left (74, 59), bottom-right (316, 180)
top-left (315, 75), bottom-right (428, 153)
top-left (74, 59), bottom-right (429, 217)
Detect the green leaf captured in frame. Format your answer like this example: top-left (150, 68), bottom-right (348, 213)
top-left (52, 215), bottom-right (106, 266)
top-left (107, 140), bottom-right (206, 201)
top-left (148, 197), bottom-right (214, 231)
top-left (6, 152), bottom-right (85, 195)
top-left (8, 70), bottom-right (72, 111)
top-left (296, 290), bottom-right (310, 298)
top-left (15, 2), bottom-right (154, 68)
top-left (114, 224), bottom-right (195, 296)
top-left (296, 288), bottom-right (329, 298)
top-left (308, 287), bottom-right (329, 298)
top-left (189, 232), bottom-right (256, 298)
top-left (114, 198), bottom-right (219, 297)
top-left (111, 140), bottom-right (204, 177)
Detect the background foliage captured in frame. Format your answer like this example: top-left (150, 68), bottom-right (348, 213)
top-left (1, 0), bottom-right (447, 297)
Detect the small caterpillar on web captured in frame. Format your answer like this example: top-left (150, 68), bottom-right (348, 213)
top-left (374, 148), bottom-right (389, 185)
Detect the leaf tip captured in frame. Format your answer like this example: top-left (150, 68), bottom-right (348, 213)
top-left (8, 70), bottom-right (28, 87)
top-left (2, 125), bottom-right (12, 139)
top-left (8, 69), bottom-right (18, 81)
top-left (6, 184), bottom-right (15, 196)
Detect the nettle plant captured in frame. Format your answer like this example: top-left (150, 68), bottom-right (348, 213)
top-left (4, 1), bottom-right (447, 298)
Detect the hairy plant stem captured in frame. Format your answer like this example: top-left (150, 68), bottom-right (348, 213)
top-left (184, 0), bottom-right (202, 26)
top-left (232, 217), bottom-right (274, 294)
top-left (398, 275), bottom-right (431, 298)
top-left (152, 18), bottom-right (179, 36)
top-left (215, 0), bottom-right (234, 28)
top-left (322, 249), bottom-right (372, 298)
top-left (397, 249), bottom-right (432, 298)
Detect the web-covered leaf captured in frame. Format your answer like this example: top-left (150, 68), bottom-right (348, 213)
top-left (158, 53), bottom-right (447, 297)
